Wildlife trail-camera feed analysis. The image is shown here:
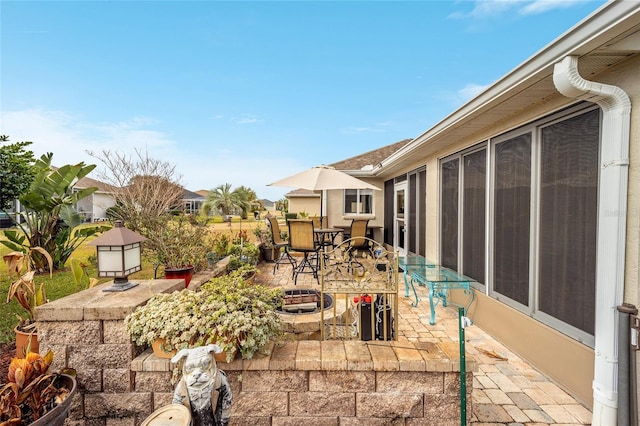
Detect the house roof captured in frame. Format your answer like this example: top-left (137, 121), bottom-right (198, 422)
top-left (285, 189), bottom-right (321, 198)
top-left (75, 175), bottom-right (116, 193)
top-left (195, 189), bottom-right (209, 197)
top-left (183, 189), bottom-right (205, 200)
top-left (370, 1), bottom-right (640, 178)
top-left (329, 139), bottom-right (412, 172)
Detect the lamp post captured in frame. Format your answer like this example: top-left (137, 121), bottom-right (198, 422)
top-left (88, 221), bottom-right (147, 292)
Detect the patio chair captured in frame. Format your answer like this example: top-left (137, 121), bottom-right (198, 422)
top-left (349, 218), bottom-right (370, 252)
top-left (288, 219), bottom-right (320, 285)
top-left (347, 219), bottom-right (371, 265)
top-left (267, 216), bottom-right (297, 274)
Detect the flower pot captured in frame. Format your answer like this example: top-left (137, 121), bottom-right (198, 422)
top-left (29, 374), bottom-right (77, 426)
top-left (15, 325), bottom-right (39, 358)
top-left (262, 246), bottom-right (281, 262)
top-left (152, 338), bottom-right (236, 363)
top-left (214, 345), bottom-right (238, 363)
top-left (164, 266), bottom-right (194, 288)
top-left (152, 338), bottom-right (177, 359)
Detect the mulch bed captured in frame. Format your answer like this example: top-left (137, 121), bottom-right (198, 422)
top-left (0, 342), bottom-right (16, 385)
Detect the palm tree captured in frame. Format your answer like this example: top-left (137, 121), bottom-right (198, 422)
top-left (233, 186), bottom-right (257, 219)
top-left (203, 183), bottom-right (241, 216)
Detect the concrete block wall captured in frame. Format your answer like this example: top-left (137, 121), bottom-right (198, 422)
top-left (35, 271), bottom-right (474, 425)
top-left (130, 340), bottom-right (473, 426)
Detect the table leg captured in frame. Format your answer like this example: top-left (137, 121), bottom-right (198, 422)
top-left (428, 285), bottom-right (437, 325)
top-left (403, 271), bottom-right (420, 307)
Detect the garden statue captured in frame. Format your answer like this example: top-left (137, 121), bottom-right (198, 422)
top-left (171, 345), bottom-right (232, 426)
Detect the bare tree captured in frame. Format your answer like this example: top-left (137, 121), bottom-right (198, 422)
top-left (88, 148), bottom-right (185, 233)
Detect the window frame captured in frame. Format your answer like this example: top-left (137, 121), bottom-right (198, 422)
top-left (440, 102), bottom-right (600, 347)
top-left (343, 188), bottom-right (374, 216)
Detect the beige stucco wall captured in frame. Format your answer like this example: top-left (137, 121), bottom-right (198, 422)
top-left (323, 179), bottom-right (385, 229)
top-left (287, 196), bottom-right (320, 218)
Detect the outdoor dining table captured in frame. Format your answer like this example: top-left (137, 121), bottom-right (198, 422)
top-left (399, 254), bottom-right (476, 325)
top-left (314, 227), bottom-right (344, 249)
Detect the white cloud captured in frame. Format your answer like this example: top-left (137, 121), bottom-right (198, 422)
top-left (520, 0), bottom-right (580, 15)
top-left (232, 115), bottom-right (263, 125)
top-left (0, 107), bottom-right (290, 200)
top-left (449, 0), bottom-right (586, 19)
top-left (458, 83), bottom-right (489, 101)
top-left (2, 108), bottom-right (172, 164)
top-left (343, 121), bottom-right (393, 134)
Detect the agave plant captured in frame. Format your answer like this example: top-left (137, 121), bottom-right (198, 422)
top-left (0, 350), bottom-right (76, 424)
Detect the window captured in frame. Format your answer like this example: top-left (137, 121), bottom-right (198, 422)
top-left (493, 134), bottom-right (531, 306)
top-left (440, 158), bottom-right (459, 270)
top-left (439, 103), bottom-right (599, 345)
top-left (537, 109), bottom-right (598, 335)
top-left (344, 189), bottom-right (373, 214)
top-left (440, 147), bottom-right (486, 280)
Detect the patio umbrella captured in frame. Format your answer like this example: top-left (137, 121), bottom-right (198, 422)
top-left (267, 165), bottom-right (381, 217)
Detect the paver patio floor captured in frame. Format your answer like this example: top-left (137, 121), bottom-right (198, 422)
top-left (254, 260), bottom-right (593, 426)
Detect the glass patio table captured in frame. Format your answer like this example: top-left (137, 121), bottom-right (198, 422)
top-left (399, 254), bottom-right (476, 325)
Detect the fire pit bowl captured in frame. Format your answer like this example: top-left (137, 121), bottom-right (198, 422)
top-left (276, 288), bottom-right (346, 340)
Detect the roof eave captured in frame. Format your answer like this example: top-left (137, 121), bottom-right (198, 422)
top-left (376, 1), bottom-right (640, 176)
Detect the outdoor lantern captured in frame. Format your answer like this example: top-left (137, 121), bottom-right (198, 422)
top-left (88, 220), bottom-right (147, 292)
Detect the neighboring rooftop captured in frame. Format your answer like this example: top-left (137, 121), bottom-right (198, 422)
top-left (330, 138), bottom-right (412, 171)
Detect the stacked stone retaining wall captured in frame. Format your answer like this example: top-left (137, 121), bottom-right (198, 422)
top-left (35, 270), bottom-right (474, 426)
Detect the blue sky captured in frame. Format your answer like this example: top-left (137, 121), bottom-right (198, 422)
top-left (1, 0), bottom-right (607, 201)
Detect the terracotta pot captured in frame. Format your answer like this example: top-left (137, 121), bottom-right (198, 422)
top-left (29, 374), bottom-right (77, 426)
top-left (164, 266), bottom-right (194, 288)
top-left (152, 338), bottom-right (177, 359)
top-left (214, 345), bottom-right (238, 364)
top-left (152, 338), bottom-right (237, 363)
top-left (15, 326), bottom-right (39, 358)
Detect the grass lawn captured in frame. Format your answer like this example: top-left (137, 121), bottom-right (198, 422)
top-left (0, 215), bottom-right (274, 344)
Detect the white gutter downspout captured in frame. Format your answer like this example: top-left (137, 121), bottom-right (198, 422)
top-left (553, 55), bottom-right (631, 426)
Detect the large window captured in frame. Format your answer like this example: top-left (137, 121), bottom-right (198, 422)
top-left (440, 159), bottom-right (459, 270)
top-left (344, 189), bottom-right (373, 214)
top-left (440, 104), bottom-right (600, 344)
top-left (440, 147), bottom-right (486, 281)
top-left (494, 134), bottom-right (531, 306)
top-left (538, 109), bottom-right (598, 335)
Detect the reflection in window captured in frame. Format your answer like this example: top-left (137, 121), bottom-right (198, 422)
top-left (344, 189), bottom-right (373, 214)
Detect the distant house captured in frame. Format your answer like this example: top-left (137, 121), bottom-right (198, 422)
top-left (258, 198), bottom-right (275, 211)
top-left (284, 138), bottom-right (411, 223)
top-left (182, 189), bottom-right (206, 215)
top-left (74, 175), bottom-right (117, 222)
top-left (1, 172), bottom-right (117, 227)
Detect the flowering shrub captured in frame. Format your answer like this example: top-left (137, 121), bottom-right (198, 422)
top-left (125, 269), bottom-right (284, 361)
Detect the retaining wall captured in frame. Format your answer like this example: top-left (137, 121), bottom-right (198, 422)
top-left (35, 270), bottom-right (474, 426)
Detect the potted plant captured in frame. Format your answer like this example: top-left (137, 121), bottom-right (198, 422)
top-left (200, 271), bottom-right (284, 360)
top-left (145, 214), bottom-right (210, 287)
top-left (226, 243), bottom-right (260, 281)
top-left (124, 269), bottom-right (284, 362)
top-left (206, 232), bottom-right (232, 267)
top-left (253, 225), bottom-right (281, 262)
top-left (3, 246), bottom-right (53, 357)
top-left (0, 350), bottom-right (77, 425)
